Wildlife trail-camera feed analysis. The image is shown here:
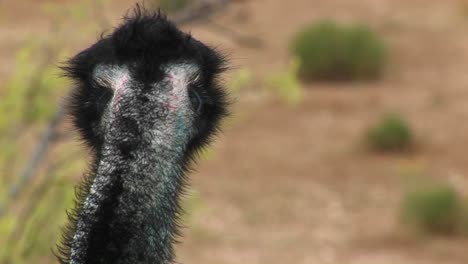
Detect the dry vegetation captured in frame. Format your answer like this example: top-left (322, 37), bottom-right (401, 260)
top-left (2, 0), bottom-right (468, 264)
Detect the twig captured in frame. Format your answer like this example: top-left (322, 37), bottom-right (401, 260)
top-left (171, 0), bottom-right (230, 25)
top-left (0, 107), bottom-right (64, 217)
top-left (3, 151), bottom-right (81, 261)
top-left (205, 18), bottom-right (263, 48)
top-left (172, 1), bottom-right (262, 48)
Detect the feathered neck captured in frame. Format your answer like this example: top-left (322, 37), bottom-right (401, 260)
top-left (58, 123), bottom-right (190, 264)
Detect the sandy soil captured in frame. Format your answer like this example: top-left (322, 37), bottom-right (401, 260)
top-left (2, 0), bottom-right (468, 263)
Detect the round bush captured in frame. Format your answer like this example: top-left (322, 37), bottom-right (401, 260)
top-left (367, 114), bottom-right (412, 152)
top-left (402, 184), bottom-right (464, 235)
top-left (291, 21), bottom-right (386, 81)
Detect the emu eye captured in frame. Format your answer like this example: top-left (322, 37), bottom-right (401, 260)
top-left (95, 84), bottom-right (113, 106)
top-left (189, 89), bottom-right (202, 113)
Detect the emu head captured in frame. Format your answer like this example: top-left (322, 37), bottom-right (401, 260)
top-left (64, 8), bottom-right (227, 155)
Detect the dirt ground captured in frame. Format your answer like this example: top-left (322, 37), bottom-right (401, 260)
top-left (2, 0), bottom-right (468, 263)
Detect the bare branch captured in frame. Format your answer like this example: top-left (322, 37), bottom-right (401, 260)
top-left (171, 0), bottom-right (230, 25)
top-left (0, 107), bottom-right (64, 217)
top-left (205, 18), bottom-right (263, 48)
top-left (3, 150), bottom-right (81, 258)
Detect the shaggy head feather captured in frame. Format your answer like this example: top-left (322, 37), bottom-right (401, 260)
top-left (56, 6), bottom-right (228, 264)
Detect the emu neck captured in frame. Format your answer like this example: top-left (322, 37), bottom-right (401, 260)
top-left (70, 129), bottom-right (187, 264)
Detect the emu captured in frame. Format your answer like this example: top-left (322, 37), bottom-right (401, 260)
top-left (56, 7), bottom-right (228, 264)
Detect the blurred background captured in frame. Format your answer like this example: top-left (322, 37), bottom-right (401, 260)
top-left (2, 0), bottom-right (468, 263)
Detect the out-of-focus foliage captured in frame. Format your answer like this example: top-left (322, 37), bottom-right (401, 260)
top-left (0, 41), bottom-right (68, 130)
top-left (152, 0), bottom-right (190, 13)
top-left (0, 39), bottom-right (70, 218)
top-left (0, 1), bottom-right (100, 263)
top-left (291, 21), bottom-right (386, 81)
top-left (402, 182), bottom-right (468, 235)
top-left (228, 68), bottom-right (253, 95)
top-left (267, 58), bottom-right (303, 106)
top-left (1, 177), bottom-right (75, 263)
top-left (366, 113), bottom-right (413, 152)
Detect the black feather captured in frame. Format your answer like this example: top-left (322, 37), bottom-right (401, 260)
top-left (56, 5), bottom-right (228, 264)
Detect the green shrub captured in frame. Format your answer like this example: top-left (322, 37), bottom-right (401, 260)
top-left (367, 114), bottom-right (412, 152)
top-left (157, 0), bottom-right (189, 13)
top-left (291, 21), bottom-right (386, 81)
top-left (402, 183), bottom-right (466, 235)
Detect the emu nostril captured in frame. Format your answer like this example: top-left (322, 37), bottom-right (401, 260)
top-left (140, 95), bottom-right (150, 103)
